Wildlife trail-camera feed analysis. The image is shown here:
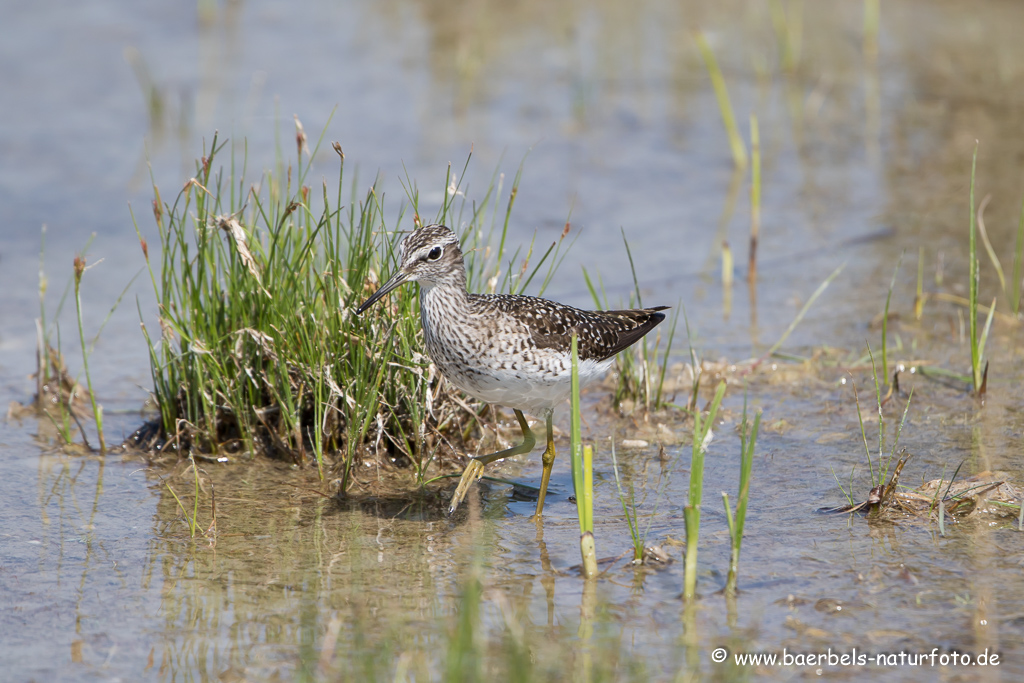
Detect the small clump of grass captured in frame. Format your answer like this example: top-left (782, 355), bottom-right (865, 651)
top-left (36, 226), bottom-right (54, 402)
top-left (609, 439), bottom-right (675, 566)
top-left (30, 226), bottom-right (81, 443)
top-left (722, 389), bottom-right (760, 596)
top-left (1018, 489), bottom-right (1024, 531)
top-left (164, 454), bottom-right (217, 539)
top-left (582, 234), bottom-right (678, 414)
top-left (826, 344), bottom-right (914, 516)
top-left (683, 380), bottom-right (726, 601)
top-left (40, 326), bottom-right (81, 446)
top-left (679, 309), bottom-right (702, 414)
top-left (858, 345), bottom-right (914, 496)
top-left (27, 227), bottom-right (133, 452)
top-left (609, 442), bottom-right (643, 563)
top-left (918, 153), bottom-right (1021, 378)
top-left (132, 123), bottom-right (547, 488)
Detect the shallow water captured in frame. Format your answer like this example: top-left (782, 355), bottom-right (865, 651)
top-left (3, 0), bottom-right (1024, 680)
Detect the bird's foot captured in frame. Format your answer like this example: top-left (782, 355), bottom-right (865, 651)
top-left (448, 459), bottom-right (485, 515)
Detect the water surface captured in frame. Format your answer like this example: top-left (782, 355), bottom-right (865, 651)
top-left (2, 0), bottom-right (1024, 680)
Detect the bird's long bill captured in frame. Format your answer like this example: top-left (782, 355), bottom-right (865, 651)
top-left (355, 270), bottom-right (410, 314)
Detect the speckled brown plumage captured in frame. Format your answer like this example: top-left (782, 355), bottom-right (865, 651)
top-left (355, 223), bottom-right (668, 516)
top-left (485, 295), bottom-right (669, 361)
top-left (357, 224), bottom-right (667, 416)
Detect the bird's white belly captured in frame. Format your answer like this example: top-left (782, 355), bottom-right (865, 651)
top-left (440, 355), bottom-right (613, 416)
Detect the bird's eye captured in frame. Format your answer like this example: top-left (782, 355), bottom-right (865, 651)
top-left (427, 246), bottom-right (443, 261)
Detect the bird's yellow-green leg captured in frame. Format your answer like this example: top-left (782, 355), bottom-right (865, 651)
top-left (448, 409), bottom-right (535, 515)
top-left (533, 412), bottom-right (556, 516)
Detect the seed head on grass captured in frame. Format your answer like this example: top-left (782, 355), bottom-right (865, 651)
top-left (73, 253), bottom-right (105, 452)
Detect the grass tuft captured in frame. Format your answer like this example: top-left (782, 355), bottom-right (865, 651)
top-left (610, 437), bottom-right (678, 565)
top-left (683, 380), bottom-right (726, 601)
top-left (164, 454), bottom-right (212, 538)
top-left (582, 237), bottom-right (678, 414)
top-left (837, 345), bottom-right (914, 513)
top-left (610, 442), bottom-right (642, 563)
top-left (722, 389), bottom-right (760, 596)
top-left (134, 128), bottom-right (536, 486)
top-left (32, 226), bottom-right (133, 452)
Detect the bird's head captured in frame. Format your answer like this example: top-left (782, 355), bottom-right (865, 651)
top-left (355, 224), bottom-right (463, 314)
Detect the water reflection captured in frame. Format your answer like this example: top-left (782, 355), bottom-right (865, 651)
top-left (5, 389), bottom-right (1024, 682)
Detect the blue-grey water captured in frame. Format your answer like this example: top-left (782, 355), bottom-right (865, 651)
top-left (2, 1), bottom-right (1023, 680)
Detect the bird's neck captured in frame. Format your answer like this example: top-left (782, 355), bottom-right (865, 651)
top-left (419, 270), bottom-right (470, 320)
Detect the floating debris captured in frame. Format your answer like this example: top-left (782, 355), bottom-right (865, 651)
top-left (821, 449), bottom-right (1022, 525)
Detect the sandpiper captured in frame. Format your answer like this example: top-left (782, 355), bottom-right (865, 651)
top-left (356, 224), bottom-right (667, 516)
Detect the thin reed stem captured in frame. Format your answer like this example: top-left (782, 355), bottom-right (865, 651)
top-left (73, 256), bottom-right (105, 452)
top-left (695, 32), bottom-right (748, 170)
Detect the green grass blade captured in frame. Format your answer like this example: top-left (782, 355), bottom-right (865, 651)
top-left (1014, 194), bottom-right (1024, 315)
top-left (765, 263), bottom-right (845, 358)
top-left (881, 253), bottom-right (904, 383)
top-left (695, 31), bottom-right (748, 169)
top-left (610, 443), bottom-right (642, 561)
top-left (968, 144), bottom-right (980, 391)
top-left (570, 332), bottom-right (585, 533)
